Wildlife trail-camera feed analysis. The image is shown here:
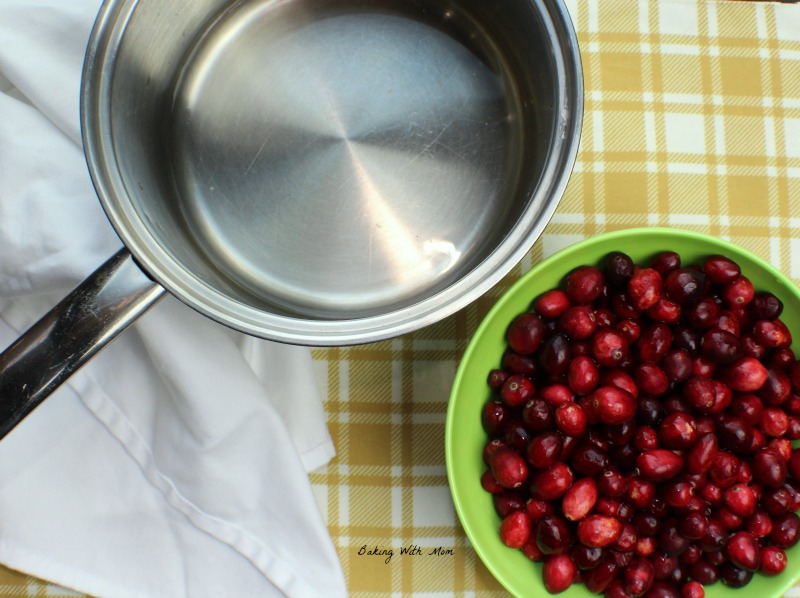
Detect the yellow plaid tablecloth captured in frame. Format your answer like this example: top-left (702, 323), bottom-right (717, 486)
top-left (2, 0), bottom-right (800, 595)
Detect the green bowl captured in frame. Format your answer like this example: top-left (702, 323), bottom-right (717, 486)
top-left (445, 227), bottom-right (800, 597)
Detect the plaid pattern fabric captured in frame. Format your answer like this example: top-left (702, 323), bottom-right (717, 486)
top-left (2, 0), bottom-right (800, 595)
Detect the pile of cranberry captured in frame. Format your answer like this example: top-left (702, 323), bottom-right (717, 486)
top-left (480, 250), bottom-right (800, 598)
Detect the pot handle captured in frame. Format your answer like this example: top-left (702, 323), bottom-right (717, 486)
top-left (0, 248), bottom-right (166, 439)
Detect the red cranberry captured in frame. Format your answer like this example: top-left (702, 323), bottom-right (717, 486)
top-left (722, 275), bottom-right (755, 308)
top-left (709, 451), bottom-right (740, 488)
top-left (577, 515), bottom-right (623, 547)
top-left (665, 268), bottom-right (706, 305)
top-left (724, 531), bottom-right (760, 571)
top-left (723, 484), bottom-right (756, 518)
top-left (746, 510), bottom-right (773, 537)
top-left (750, 291), bottom-right (783, 320)
top-left (535, 515), bottom-right (572, 555)
top-left (700, 328), bottom-right (741, 364)
top-left (482, 401), bottom-right (511, 436)
top-left (635, 362), bottom-right (669, 396)
top-left (637, 449), bottom-right (684, 481)
top-left (481, 470), bottom-right (503, 494)
top-left (487, 369), bottom-right (508, 389)
top-left (592, 329), bottom-right (629, 368)
top-left (504, 420), bottom-right (532, 451)
top-left (561, 477), bottom-right (597, 522)
top-left (679, 511), bottom-right (708, 540)
top-left (604, 251), bottom-right (634, 288)
top-left (688, 559), bottom-right (718, 586)
top-left (704, 255), bottom-right (741, 284)
top-left (685, 296), bottom-right (720, 329)
top-left (539, 333), bottom-right (571, 377)
top-left (506, 312), bottom-right (546, 355)
top-left (623, 557), bottom-right (654, 596)
top-left (685, 433), bottom-right (718, 476)
top-left (626, 476), bottom-right (656, 509)
top-left (499, 510), bottom-right (532, 549)
top-left (662, 480), bottom-right (694, 508)
top-left (628, 268), bottom-right (663, 311)
top-left (522, 539), bottom-right (544, 561)
top-left (730, 393), bottom-right (764, 426)
top-left (760, 407), bottom-right (789, 437)
top-left (559, 305), bottom-right (597, 340)
top-left (681, 580), bottom-right (704, 598)
top-left (760, 545), bottom-right (788, 576)
top-left (672, 324), bottom-right (699, 353)
top-left (658, 412), bottom-right (697, 449)
top-left (720, 357), bottom-right (769, 392)
top-left (582, 553), bottom-right (618, 593)
top-left (522, 398), bottom-right (553, 432)
top-left (633, 426), bottom-right (658, 451)
top-left (569, 442), bottom-right (609, 476)
top-left (490, 447), bottom-right (528, 489)
top-left (770, 511), bottom-right (800, 548)
top-left (759, 366), bottom-right (792, 405)
top-left (494, 489), bottom-right (526, 518)
top-left (591, 386), bottom-right (636, 425)
top-left (637, 322), bottom-right (673, 363)
top-left (716, 415), bottom-right (754, 453)
top-left (501, 349), bottom-right (537, 375)
top-left (658, 521), bottom-right (690, 556)
top-left (530, 462), bottom-right (574, 501)
top-left (525, 497), bottom-right (555, 522)
top-left (567, 355), bottom-right (599, 396)
top-left (542, 554), bottom-right (577, 594)
top-left (527, 432), bottom-right (563, 469)
top-left (534, 289), bottom-right (571, 318)
top-left (753, 319), bottom-right (790, 348)
top-left (565, 265), bottom-right (604, 304)
top-left (500, 375), bottom-right (535, 407)
top-left (554, 403), bottom-right (587, 437)
top-left (571, 543), bottom-right (603, 570)
top-left (647, 297), bottom-right (682, 324)
top-left (597, 468), bottom-right (625, 498)
top-left (719, 562), bottom-right (753, 588)
top-left (751, 448), bottom-right (788, 488)
top-left (662, 349), bottom-right (692, 382)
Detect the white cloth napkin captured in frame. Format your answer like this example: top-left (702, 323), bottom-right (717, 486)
top-left (0, 1), bottom-right (347, 596)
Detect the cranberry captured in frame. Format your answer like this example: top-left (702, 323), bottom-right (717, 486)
top-left (538, 333), bottom-right (571, 377)
top-left (501, 349), bottom-right (537, 375)
top-left (535, 515), bottom-right (572, 555)
top-left (658, 521), bottom-right (690, 556)
top-left (679, 511), bottom-right (708, 540)
top-left (627, 268), bottom-right (663, 311)
top-left (770, 511), bottom-right (800, 548)
top-left (716, 415), bottom-right (754, 453)
top-left (672, 324), bottom-right (699, 353)
top-left (686, 433), bottom-right (719, 474)
top-left (623, 557), bottom-right (654, 596)
top-left (664, 268), bottom-right (705, 305)
top-left (683, 377), bottom-right (715, 412)
top-left (685, 296), bottom-right (720, 329)
top-left (506, 312), bottom-right (546, 355)
top-left (750, 291), bottom-right (783, 320)
top-left (637, 322), bottom-right (673, 363)
top-left (591, 386), bottom-right (636, 425)
top-left (636, 396), bottom-right (664, 426)
top-left (753, 319), bottom-right (790, 348)
top-left (504, 420), bottom-right (532, 451)
top-left (554, 403), bottom-right (587, 437)
top-left (719, 562), bottom-right (753, 588)
top-left (681, 580), bottom-right (704, 598)
top-left (724, 530), bottom-right (760, 571)
top-left (534, 289), bottom-right (571, 318)
top-left (760, 545), bottom-right (788, 575)
top-left (688, 559), bottom-right (718, 586)
top-left (730, 393), bottom-right (764, 426)
top-left (626, 476), bottom-right (656, 509)
top-left (561, 477), bottom-right (597, 521)
top-left (494, 489), bottom-right (525, 518)
top-left (635, 362), bottom-right (669, 396)
top-left (525, 497), bottom-right (555, 522)
top-left (522, 398), bottom-right (553, 431)
top-left (592, 329), bottom-right (629, 368)
top-left (483, 438), bottom-right (507, 464)
top-left (569, 442), bottom-right (609, 476)
top-left (637, 450), bottom-right (684, 481)
top-left (577, 515), bottom-right (623, 547)
top-left (759, 366), bottom-right (792, 405)
top-left (634, 426), bottom-right (658, 451)
top-left (522, 539), bottom-right (544, 561)
top-left (604, 251), bottom-right (634, 288)
top-left (559, 305), bottom-right (597, 340)
top-left (542, 554), bottom-right (577, 594)
top-left (760, 407), bottom-right (789, 437)
top-left (530, 462), bottom-right (574, 501)
top-left (722, 483), bottom-right (756, 518)
top-left (662, 480), bottom-right (693, 508)
top-left (527, 432), bottom-right (563, 469)
top-left (603, 368), bottom-right (639, 398)
top-left (658, 412), bottom-right (697, 449)
top-left (565, 265), bottom-right (604, 304)
top-left (567, 355), bottom-right (599, 396)
top-left (482, 401), bottom-right (511, 436)
top-left (480, 470), bottom-right (503, 494)
top-left (490, 447), bottom-right (528, 489)
top-left (662, 349), bottom-right (692, 382)
top-left (751, 448), bottom-right (787, 488)
top-left (581, 554), bottom-right (618, 593)
top-left (499, 510), bottom-right (531, 549)
top-left (704, 255), bottom-right (741, 284)
top-left (647, 297), bottom-right (682, 325)
top-left (500, 375), bottom-right (535, 407)
top-left (597, 468), bottom-right (625, 498)
top-left (720, 357), bottom-right (769, 392)
top-left (722, 275), bottom-right (755, 308)
top-left (709, 451), bottom-right (740, 488)
top-left (487, 369), bottom-right (508, 389)
top-left (700, 328), bottom-right (741, 364)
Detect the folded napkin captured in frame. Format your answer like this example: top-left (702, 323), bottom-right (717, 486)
top-left (0, 2), bottom-right (346, 596)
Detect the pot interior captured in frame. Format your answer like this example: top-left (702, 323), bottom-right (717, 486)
top-left (83, 0), bottom-right (580, 342)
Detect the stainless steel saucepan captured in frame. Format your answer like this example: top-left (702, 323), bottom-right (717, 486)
top-left (0, 0), bottom-right (582, 437)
